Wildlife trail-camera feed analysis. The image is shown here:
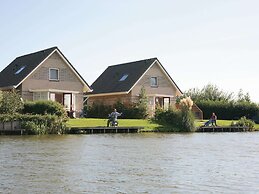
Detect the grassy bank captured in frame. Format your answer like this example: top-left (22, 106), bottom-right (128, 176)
top-left (67, 118), bottom-right (259, 131)
top-left (67, 118), bottom-right (161, 130)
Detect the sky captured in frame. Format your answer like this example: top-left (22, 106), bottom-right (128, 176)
top-left (0, 0), bottom-right (258, 102)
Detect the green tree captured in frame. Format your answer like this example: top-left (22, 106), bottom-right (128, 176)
top-left (237, 89), bottom-right (251, 103)
top-left (136, 87), bottom-right (148, 118)
top-left (0, 90), bottom-right (24, 114)
top-left (185, 84), bottom-right (234, 102)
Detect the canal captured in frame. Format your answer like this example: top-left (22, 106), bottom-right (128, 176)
top-left (1, 133), bottom-right (259, 193)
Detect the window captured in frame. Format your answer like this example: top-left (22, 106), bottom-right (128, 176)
top-left (33, 92), bottom-right (48, 101)
top-left (119, 74), bottom-right (128, 81)
top-left (150, 77), bottom-right (158, 87)
top-left (163, 97), bottom-right (170, 110)
top-left (15, 65), bottom-right (26, 75)
top-left (49, 68), bottom-right (59, 81)
top-left (50, 93), bottom-right (55, 101)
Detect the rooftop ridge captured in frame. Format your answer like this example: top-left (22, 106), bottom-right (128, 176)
top-left (15, 46), bottom-right (57, 59)
top-left (108, 57), bottom-right (157, 67)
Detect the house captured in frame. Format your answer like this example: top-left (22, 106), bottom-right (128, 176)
top-left (0, 47), bottom-right (92, 117)
top-left (87, 58), bottom-right (203, 119)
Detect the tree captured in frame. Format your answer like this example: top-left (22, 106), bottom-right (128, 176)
top-left (0, 90), bottom-right (24, 114)
top-left (237, 89), bottom-right (251, 103)
top-left (136, 87), bottom-right (148, 118)
top-left (184, 84), bottom-right (234, 102)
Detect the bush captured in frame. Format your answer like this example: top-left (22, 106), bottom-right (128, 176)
top-left (0, 114), bottom-right (67, 135)
top-left (181, 109), bottom-right (195, 132)
top-left (23, 100), bottom-right (67, 118)
top-left (86, 101), bottom-right (148, 119)
top-left (0, 90), bottom-right (23, 114)
top-left (252, 112), bottom-right (259, 124)
top-left (154, 107), bottom-right (195, 132)
top-left (21, 121), bottom-right (46, 135)
top-left (231, 116), bottom-right (255, 130)
top-left (86, 102), bottom-right (112, 118)
top-left (197, 100), bottom-right (259, 120)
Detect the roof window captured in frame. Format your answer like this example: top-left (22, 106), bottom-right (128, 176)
top-left (119, 74), bottom-right (128, 81)
top-left (15, 65), bottom-right (26, 75)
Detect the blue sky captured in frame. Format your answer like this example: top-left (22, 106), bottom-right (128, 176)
top-left (1, 0), bottom-right (258, 102)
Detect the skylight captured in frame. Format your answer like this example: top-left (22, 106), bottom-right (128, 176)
top-left (15, 65), bottom-right (26, 75)
top-left (119, 74), bottom-right (128, 81)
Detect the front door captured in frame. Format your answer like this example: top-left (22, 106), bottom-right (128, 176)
top-left (155, 97), bottom-right (170, 110)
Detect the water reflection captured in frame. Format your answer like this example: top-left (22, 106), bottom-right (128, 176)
top-left (1, 133), bottom-right (259, 193)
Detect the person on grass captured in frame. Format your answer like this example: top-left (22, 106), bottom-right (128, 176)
top-left (107, 108), bottom-right (122, 127)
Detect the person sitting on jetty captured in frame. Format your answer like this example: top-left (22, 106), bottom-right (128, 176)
top-left (107, 108), bottom-right (122, 127)
top-left (204, 112), bottom-right (217, 127)
top-left (204, 119), bottom-right (212, 127)
top-left (211, 112), bottom-right (217, 126)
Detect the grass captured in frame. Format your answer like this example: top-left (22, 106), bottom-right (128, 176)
top-left (196, 119), bottom-right (259, 130)
top-left (67, 118), bottom-right (161, 130)
top-left (67, 118), bottom-right (259, 131)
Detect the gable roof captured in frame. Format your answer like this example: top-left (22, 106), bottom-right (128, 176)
top-left (89, 58), bottom-right (182, 96)
top-left (0, 47), bottom-right (92, 91)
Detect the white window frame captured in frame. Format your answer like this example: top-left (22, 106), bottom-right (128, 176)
top-left (49, 93), bottom-right (56, 101)
top-left (119, 74), bottom-right (128, 81)
top-left (150, 77), bottom-right (158, 87)
top-left (49, 68), bottom-right (59, 81)
top-left (15, 65), bottom-right (26, 75)
top-left (33, 92), bottom-right (49, 101)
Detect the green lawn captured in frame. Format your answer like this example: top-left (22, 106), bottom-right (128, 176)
top-left (196, 119), bottom-right (259, 129)
top-left (67, 118), bottom-right (259, 130)
top-left (67, 118), bottom-right (161, 130)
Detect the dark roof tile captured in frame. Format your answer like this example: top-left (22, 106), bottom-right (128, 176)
top-left (0, 47), bottom-right (57, 88)
top-left (90, 58), bottom-right (157, 94)
top-left (0, 47), bottom-right (91, 90)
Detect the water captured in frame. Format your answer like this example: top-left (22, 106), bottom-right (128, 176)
top-left (1, 133), bottom-right (259, 193)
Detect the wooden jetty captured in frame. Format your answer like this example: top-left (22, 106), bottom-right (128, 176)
top-left (69, 126), bottom-right (144, 134)
top-left (196, 126), bottom-right (250, 133)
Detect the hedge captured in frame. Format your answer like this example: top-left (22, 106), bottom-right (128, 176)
top-left (0, 114), bottom-right (67, 135)
top-left (23, 100), bottom-right (67, 118)
top-left (86, 101), bottom-right (148, 119)
top-left (197, 100), bottom-right (259, 120)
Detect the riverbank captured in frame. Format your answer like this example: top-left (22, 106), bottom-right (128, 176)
top-left (67, 118), bottom-right (259, 132)
top-left (67, 118), bottom-right (160, 131)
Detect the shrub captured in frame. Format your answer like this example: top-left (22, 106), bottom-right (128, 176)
top-left (23, 100), bottom-right (67, 118)
top-left (196, 100), bottom-right (259, 120)
top-left (181, 109), bottom-right (195, 132)
top-left (231, 116), bottom-right (255, 130)
top-left (86, 102), bottom-right (112, 118)
top-left (0, 90), bottom-right (24, 114)
top-left (0, 114), bottom-right (67, 135)
top-left (252, 112), bottom-right (259, 124)
top-left (154, 107), bottom-right (195, 132)
top-left (86, 100), bottom-right (148, 119)
top-left (21, 121), bottom-right (46, 135)
top-left (135, 87), bottom-right (148, 118)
